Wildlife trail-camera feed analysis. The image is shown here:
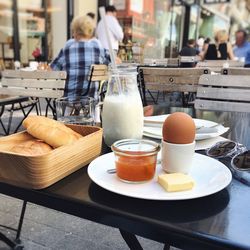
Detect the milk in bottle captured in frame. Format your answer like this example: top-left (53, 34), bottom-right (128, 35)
top-left (102, 67), bottom-right (143, 146)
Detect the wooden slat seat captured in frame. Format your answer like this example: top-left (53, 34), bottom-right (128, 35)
top-left (221, 67), bottom-right (250, 75)
top-left (88, 64), bottom-right (108, 101)
top-left (1, 70), bottom-right (66, 98)
top-left (138, 67), bottom-right (210, 106)
top-left (197, 60), bottom-right (244, 73)
top-left (195, 74), bottom-right (250, 112)
top-left (143, 58), bottom-right (179, 67)
top-left (86, 64), bottom-right (109, 122)
top-left (88, 64), bottom-right (108, 82)
top-left (0, 70), bottom-right (66, 134)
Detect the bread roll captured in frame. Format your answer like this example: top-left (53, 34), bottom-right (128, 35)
top-left (11, 140), bottom-right (53, 156)
top-left (22, 116), bottom-right (82, 148)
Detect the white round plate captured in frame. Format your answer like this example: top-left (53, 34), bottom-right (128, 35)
top-left (88, 153), bottom-right (232, 200)
top-left (143, 115), bottom-right (229, 141)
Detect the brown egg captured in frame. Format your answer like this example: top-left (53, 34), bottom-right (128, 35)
top-left (162, 112), bottom-right (195, 144)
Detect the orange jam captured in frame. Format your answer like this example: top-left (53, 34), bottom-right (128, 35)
top-left (116, 153), bottom-right (157, 182)
top-left (111, 139), bottom-right (160, 183)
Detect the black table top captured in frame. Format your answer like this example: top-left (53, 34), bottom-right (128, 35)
top-left (0, 157), bottom-right (249, 250)
top-left (0, 106), bottom-right (250, 250)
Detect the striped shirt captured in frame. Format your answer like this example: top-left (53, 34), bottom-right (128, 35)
top-left (50, 38), bottom-right (110, 101)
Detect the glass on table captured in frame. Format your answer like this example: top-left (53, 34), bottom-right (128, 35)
top-left (55, 96), bottom-right (95, 125)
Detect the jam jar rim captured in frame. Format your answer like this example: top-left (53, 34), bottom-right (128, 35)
top-left (111, 139), bottom-right (160, 157)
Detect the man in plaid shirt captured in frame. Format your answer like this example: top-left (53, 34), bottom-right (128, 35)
top-left (50, 15), bottom-right (110, 101)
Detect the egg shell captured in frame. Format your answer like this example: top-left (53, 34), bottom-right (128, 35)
top-left (162, 112), bottom-right (195, 144)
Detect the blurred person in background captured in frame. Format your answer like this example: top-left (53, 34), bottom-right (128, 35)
top-left (179, 39), bottom-right (200, 57)
top-left (179, 39), bottom-right (200, 68)
top-left (66, 13), bottom-right (96, 46)
top-left (198, 37), bottom-right (210, 55)
top-left (197, 35), bottom-right (205, 53)
top-left (203, 37), bottom-right (211, 47)
top-left (96, 5), bottom-right (124, 55)
top-left (233, 29), bottom-right (250, 67)
top-left (50, 15), bottom-right (110, 101)
top-left (201, 30), bottom-right (234, 60)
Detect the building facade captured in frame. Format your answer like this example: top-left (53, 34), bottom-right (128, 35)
top-left (1, 0), bottom-right (250, 68)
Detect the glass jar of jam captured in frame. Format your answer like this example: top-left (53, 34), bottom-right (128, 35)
top-left (111, 139), bottom-right (160, 183)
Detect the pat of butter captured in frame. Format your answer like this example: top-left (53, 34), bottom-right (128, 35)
top-left (158, 173), bottom-right (195, 192)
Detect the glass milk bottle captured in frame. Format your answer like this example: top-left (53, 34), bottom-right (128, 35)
top-left (102, 67), bottom-right (144, 146)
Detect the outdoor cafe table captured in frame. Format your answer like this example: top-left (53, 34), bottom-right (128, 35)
top-left (0, 106), bottom-right (250, 250)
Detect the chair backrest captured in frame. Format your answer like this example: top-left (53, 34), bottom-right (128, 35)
top-left (88, 64), bottom-right (108, 82)
top-left (143, 58), bottom-right (179, 67)
top-left (221, 67), bottom-right (250, 75)
top-left (195, 74), bottom-right (250, 112)
top-left (165, 58), bottom-right (179, 67)
top-left (179, 56), bottom-right (198, 63)
top-left (0, 59), bottom-right (5, 71)
top-left (138, 67), bottom-right (210, 93)
top-left (179, 56), bottom-right (200, 68)
top-left (197, 60), bottom-right (244, 72)
top-left (0, 70), bottom-right (66, 98)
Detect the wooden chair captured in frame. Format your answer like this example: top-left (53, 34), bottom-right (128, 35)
top-left (143, 58), bottom-right (179, 67)
top-left (87, 64), bottom-right (109, 123)
top-left (138, 67), bottom-right (210, 106)
top-left (143, 58), bottom-right (168, 66)
top-left (195, 74), bottom-right (250, 112)
top-left (88, 64), bottom-right (108, 101)
top-left (221, 67), bottom-right (250, 75)
top-left (179, 56), bottom-right (199, 68)
top-left (88, 64), bottom-right (108, 81)
top-left (0, 70), bottom-right (66, 134)
top-left (167, 58), bottom-right (180, 67)
top-left (197, 60), bottom-right (244, 73)
top-left (0, 59), bottom-right (5, 72)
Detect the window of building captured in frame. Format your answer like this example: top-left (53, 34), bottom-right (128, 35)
top-left (113, 0), bottom-right (183, 60)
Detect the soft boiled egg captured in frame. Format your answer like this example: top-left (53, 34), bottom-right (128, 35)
top-left (162, 112), bottom-right (195, 144)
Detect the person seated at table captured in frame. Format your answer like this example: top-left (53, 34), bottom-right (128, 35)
top-left (180, 39), bottom-right (199, 57)
top-left (233, 29), bottom-right (250, 67)
top-left (179, 39), bottom-right (200, 67)
top-left (50, 15), bottom-right (110, 101)
top-left (201, 30), bottom-right (234, 60)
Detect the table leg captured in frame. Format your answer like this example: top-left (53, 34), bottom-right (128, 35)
top-left (15, 201), bottom-right (27, 242)
top-left (0, 231), bottom-right (16, 248)
top-left (119, 229), bottom-right (143, 250)
top-left (163, 243), bottom-right (171, 250)
top-left (0, 105), bottom-right (8, 135)
top-left (0, 201), bottom-right (26, 249)
top-left (45, 98), bottom-right (56, 118)
top-left (13, 102), bottom-right (38, 133)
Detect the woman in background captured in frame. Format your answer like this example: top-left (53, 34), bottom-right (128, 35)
top-left (201, 30), bottom-right (234, 60)
top-left (50, 15), bottom-right (110, 101)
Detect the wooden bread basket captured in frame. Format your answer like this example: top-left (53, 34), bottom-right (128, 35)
top-left (0, 125), bottom-right (103, 189)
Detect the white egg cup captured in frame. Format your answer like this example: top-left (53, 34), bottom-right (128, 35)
top-left (161, 140), bottom-right (195, 174)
